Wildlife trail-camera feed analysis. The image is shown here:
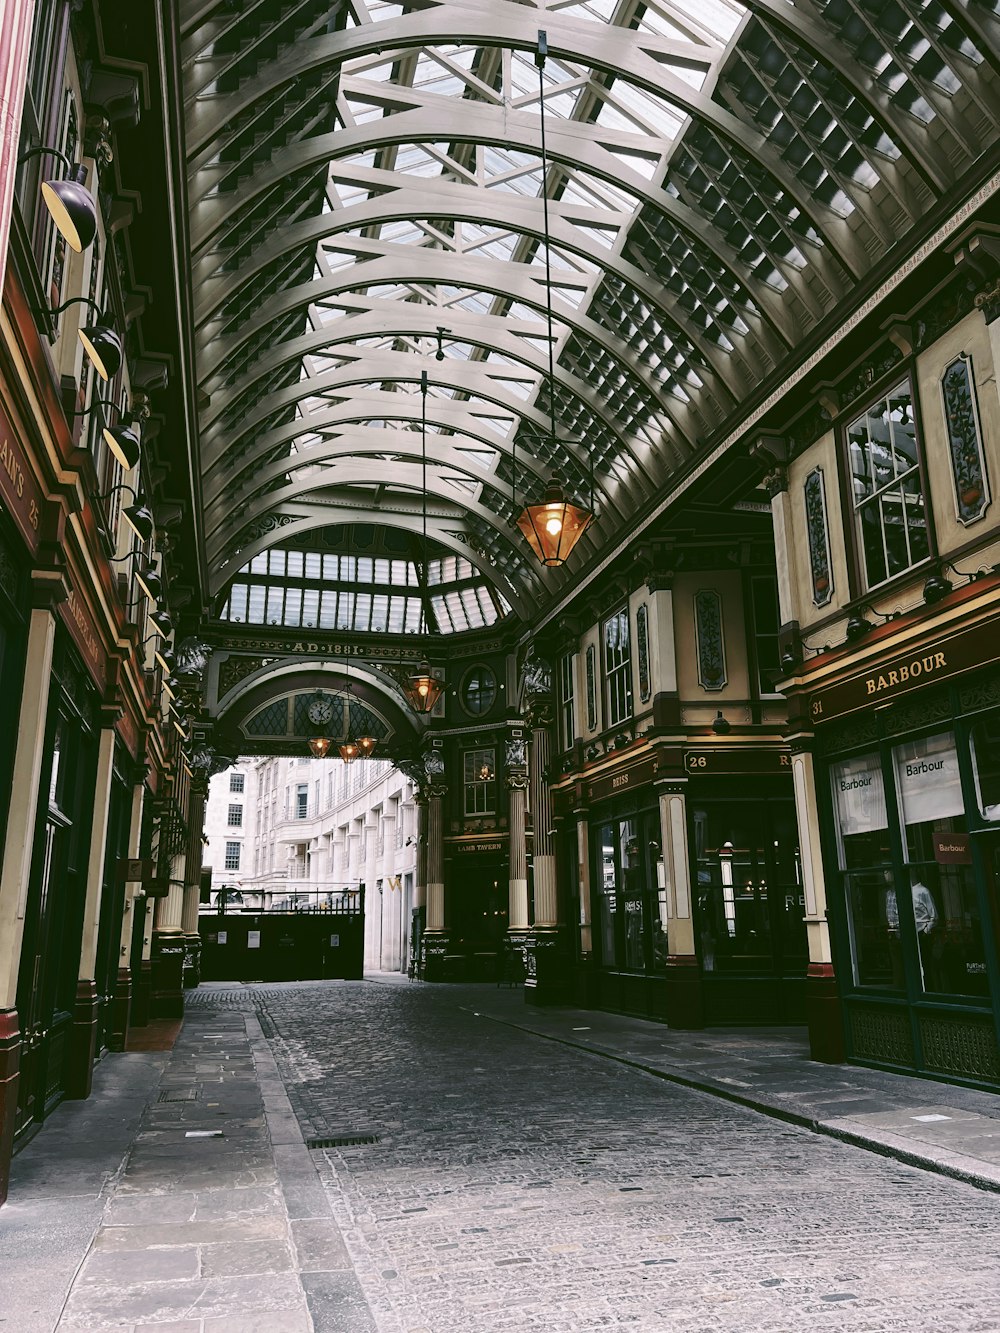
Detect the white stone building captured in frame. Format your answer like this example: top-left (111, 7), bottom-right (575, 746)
top-left (202, 762), bottom-right (259, 909)
top-left (202, 756), bottom-right (418, 974)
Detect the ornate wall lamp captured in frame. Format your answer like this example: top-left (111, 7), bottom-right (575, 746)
top-left (32, 296), bottom-right (122, 380)
top-left (18, 145), bottom-right (98, 252)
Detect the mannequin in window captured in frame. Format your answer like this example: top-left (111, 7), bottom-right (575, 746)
top-left (884, 868), bottom-right (939, 988)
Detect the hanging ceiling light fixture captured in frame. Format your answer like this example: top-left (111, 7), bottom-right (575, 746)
top-left (404, 370), bottom-right (445, 714)
top-left (306, 689), bottom-right (335, 758)
top-left (515, 31), bottom-right (593, 568)
top-left (308, 737), bottom-right (332, 758)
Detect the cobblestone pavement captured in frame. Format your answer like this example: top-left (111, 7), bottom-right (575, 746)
top-left (190, 982), bottom-right (1000, 1333)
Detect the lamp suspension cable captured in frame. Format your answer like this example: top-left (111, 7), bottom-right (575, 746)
top-left (403, 370), bottom-right (444, 713)
top-left (537, 30), bottom-right (557, 454)
top-left (512, 31), bottom-right (594, 568)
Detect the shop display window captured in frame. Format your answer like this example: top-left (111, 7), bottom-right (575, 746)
top-left (832, 751), bottom-right (895, 988)
top-left (595, 814), bottom-right (663, 974)
top-left (693, 801), bottom-right (806, 977)
top-left (971, 712), bottom-right (1000, 822)
top-left (892, 732), bottom-right (988, 999)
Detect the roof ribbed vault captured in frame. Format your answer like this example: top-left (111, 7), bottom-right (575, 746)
top-left (176, 0), bottom-right (1000, 622)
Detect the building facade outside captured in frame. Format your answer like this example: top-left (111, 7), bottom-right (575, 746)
top-left (202, 757), bottom-right (418, 975)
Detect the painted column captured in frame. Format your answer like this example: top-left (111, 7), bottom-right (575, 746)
top-left (152, 788), bottom-right (187, 1021)
top-left (656, 777), bottom-right (704, 1029)
top-left (0, 0), bottom-right (36, 293)
top-left (790, 736), bottom-right (844, 1062)
top-left (529, 717), bottom-right (557, 927)
top-left (425, 784), bottom-right (447, 933)
top-left (363, 816), bottom-right (378, 972)
top-left (507, 765), bottom-right (530, 933)
top-left (66, 717), bottom-right (116, 1098)
top-left (181, 788), bottom-right (206, 989)
top-left (0, 603), bottom-right (55, 1206)
top-left (109, 778), bottom-right (145, 1049)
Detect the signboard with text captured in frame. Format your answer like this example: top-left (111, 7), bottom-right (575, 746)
top-left (0, 399), bottom-right (46, 557)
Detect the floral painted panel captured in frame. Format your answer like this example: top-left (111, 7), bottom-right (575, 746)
top-left (804, 467), bottom-right (834, 607)
top-left (636, 603), bottom-right (651, 703)
top-left (694, 589), bottom-right (727, 692)
top-left (586, 643), bottom-right (597, 730)
top-left (942, 355), bottom-right (990, 526)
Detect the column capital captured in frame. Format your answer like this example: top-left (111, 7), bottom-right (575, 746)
top-left (427, 782), bottom-right (448, 802)
top-left (506, 770), bottom-right (529, 791)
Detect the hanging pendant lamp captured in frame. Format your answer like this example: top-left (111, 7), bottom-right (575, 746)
top-left (404, 370), bottom-right (444, 714)
top-left (357, 735), bottom-right (378, 757)
top-left (308, 737), bottom-right (332, 758)
top-left (339, 739), bottom-right (360, 764)
top-left (515, 31), bottom-right (593, 568)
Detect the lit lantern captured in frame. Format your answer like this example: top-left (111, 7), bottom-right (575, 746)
top-left (516, 475), bottom-right (592, 569)
top-left (308, 737), bottom-right (332, 758)
top-left (339, 740), bottom-right (360, 764)
top-left (357, 735), bottom-right (378, 757)
top-left (405, 660), bottom-right (444, 714)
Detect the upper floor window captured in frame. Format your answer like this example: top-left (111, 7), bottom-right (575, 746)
top-left (559, 653), bottom-right (576, 751)
top-left (227, 804), bottom-right (243, 828)
top-left (750, 576), bottom-right (780, 696)
top-left (295, 783), bottom-right (308, 819)
top-left (224, 842), bottom-right (241, 871)
top-left (464, 749), bottom-right (496, 816)
top-left (603, 609), bottom-right (632, 727)
top-left (229, 772), bottom-right (245, 793)
top-left (846, 382), bottom-right (930, 589)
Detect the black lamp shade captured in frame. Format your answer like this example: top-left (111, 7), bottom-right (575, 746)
top-left (516, 475), bottom-right (592, 567)
top-left (148, 609), bottom-right (173, 637)
top-left (845, 613), bottom-right (873, 642)
top-left (122, 502), bottom-right (154, 544)
top-left (923, 573), bottom-right (952, 605)
top-left (104, 420), bottom-right (140, 471)
top-left (405, 661), bottom-right (444, 713)
top-left (154, 648), bottom-right (175, 676)
top-left (79, 316), bottom-right (122, 381)
top-left (135, 566), bottom-right (162, 603)
top-left (40, 164), bottom-right (97, 253)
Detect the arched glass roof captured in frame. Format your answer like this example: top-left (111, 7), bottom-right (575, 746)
top-left (213, 525), bottom-right (512, 634)
top-left (178, 0), bottom-right (1000, 619)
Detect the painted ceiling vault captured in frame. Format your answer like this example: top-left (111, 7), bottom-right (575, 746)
top-left (173, 0), bottom-right (1000, 631)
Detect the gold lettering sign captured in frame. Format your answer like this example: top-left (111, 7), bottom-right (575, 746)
top-left (0, 417), bottom-right (45, 556)
top-left (864, 651), bottom-right (947, 698)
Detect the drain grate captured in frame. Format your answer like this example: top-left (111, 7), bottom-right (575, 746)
top-left (306, 1133), bottom-right (380, 1149)
top-left (158, 1089), bottom-right (199, 1102)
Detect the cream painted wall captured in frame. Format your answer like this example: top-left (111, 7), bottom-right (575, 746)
top-left (786, 430), bottom-right (851, 632)
top-left (673, 571), bottom-right (750, 703)
top-left (916, 308), bottom-right (1000, 556)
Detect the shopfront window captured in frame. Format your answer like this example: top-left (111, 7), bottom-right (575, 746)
top-left (693, 801), bottom-right (805, 976)
top-left (595, 813), bottom-right (661, 973)
top-left (893, 732), bottom-right (988, 999)
top-left (971, 712), bottom-right (1000, 822)
top-left (831, 752), bottom-right (894, 988)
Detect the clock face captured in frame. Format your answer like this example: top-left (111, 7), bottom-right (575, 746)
top-left (307, 696), bottom-right (334, 726)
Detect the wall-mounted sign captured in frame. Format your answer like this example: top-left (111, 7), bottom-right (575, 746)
top-left (59, 582), bottom-right (108, 692)
top-left (683, 749), bottom-right (791, 775)
top-left (807, 620), bottom-right (1000, 725)
top-left (144, 878), bottom-right (170, 899)
top-left (216, 930), bottom-right (228, 945)
top-left (0, 401), bottom-right (46, 557)
top-left (118, 858), bottom-right (153, 883)
top-left (586, 755), bottom-right (657, 804)
top-left (329, 934), bottom-right (340, 948)
top-left (247, 930), bottom-right (261, 949)
top-left (448, 838), bottom-right (506, 855)
top-left (115, 704), bottom-right (140, 759)
top-left (934, 832), bottom-right (972, 865)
